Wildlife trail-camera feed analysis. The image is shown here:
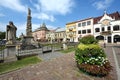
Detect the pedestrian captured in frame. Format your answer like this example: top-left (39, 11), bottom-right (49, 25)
top-left (104, 42), bottom-right (106, 48)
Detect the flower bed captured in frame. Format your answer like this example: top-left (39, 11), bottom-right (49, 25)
top-left (75, 35), bottom-right (112, 77)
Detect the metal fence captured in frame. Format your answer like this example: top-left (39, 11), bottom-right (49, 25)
top-left (0, 45), bottom-right (5, 61)
top-left (17, 48), bottom-right (43, 57)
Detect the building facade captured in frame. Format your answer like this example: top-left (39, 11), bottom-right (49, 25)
top-left (76, 18), bottom-right (94, 42)
top-left (67, 11), bottom-right (120, 43)
top-left (94, 11), bottom-right (120, 43)
top-left (46, 28), bottom-right (66, 43)
top-left (66, 22), bottom-right (77, 42)
top-left (32, 23), bottom-right (49, 42)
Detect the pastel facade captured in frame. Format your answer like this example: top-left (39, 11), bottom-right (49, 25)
top-left (66, 22), bottom-right (77, 42)
top-left (67, 11), bottom-right (120, 43)
top-left (32, 23), bottom-right (49, 41)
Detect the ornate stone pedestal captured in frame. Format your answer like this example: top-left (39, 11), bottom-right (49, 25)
top-left (23, 36), bottom-right (34, 44)
top-left (4, 45), bottom-right (17, 62)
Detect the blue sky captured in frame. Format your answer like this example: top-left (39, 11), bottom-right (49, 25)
top-left (0, 0), bottom-right (120, 37)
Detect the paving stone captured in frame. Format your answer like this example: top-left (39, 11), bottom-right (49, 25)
top-left (0, 45), bottom-right (119, 80)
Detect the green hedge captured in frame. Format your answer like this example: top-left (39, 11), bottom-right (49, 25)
top-left (79, 35), bottom-right (98, 44)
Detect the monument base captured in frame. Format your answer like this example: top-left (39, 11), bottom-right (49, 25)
top-left (4, 45), bottom-right (17, 62)
top-left (23, 36), bottom-right (34, 44)
top-left (21, 36), bottom-right (37, 50)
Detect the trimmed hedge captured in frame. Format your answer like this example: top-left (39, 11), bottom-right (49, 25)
top-left (79, 35), bottom-right (98, 44)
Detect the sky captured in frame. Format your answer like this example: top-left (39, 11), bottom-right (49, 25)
top-left (0, 0), bottom-right (120, 37)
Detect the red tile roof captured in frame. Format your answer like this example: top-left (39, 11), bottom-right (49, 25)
top-left (93, 11), bottom-right (120, 24)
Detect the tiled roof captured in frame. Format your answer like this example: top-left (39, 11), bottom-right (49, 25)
top-left (93, 11), bottom-right (120, 24)
top-left (66, 11), bottom-right (120, 25)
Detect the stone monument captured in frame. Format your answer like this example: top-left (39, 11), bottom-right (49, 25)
top-left (21, 8), bottom-right (36, 50)
top-left (5, 21), bottom-right (17, 62)
top-left (6, 21), bottom-right (17, 45)
top-left (26, 8), bottom-right (32, 36)
top-left (23, 8), bottom-right (33, 44)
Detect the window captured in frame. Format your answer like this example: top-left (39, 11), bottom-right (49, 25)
top-left (87, 21), bottom-right (91, 25)
top-left (78, 30), bottom-right (81, 34)
top-left (82, 22), bottom-right (86, 26)
top-left (107, 26), bottom-right (111, 30)
top-left (95, 28), bottom-right (100, 32)
top-left (82, 30), bottom-right (86, 34)
top-left (113, 25), bottom-right (120, 31)
top-left (78, 23), bottom-right (81, 27)
top-left (87, 29), bottom-right (91, 33)
top-left (102, 27), bottom-right (105, 31)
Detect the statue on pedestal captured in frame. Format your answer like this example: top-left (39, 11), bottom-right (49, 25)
top-left (6, 21), bottom-right (17, 45)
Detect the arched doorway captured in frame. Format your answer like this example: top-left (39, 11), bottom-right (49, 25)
top-left (114, 35), bottom-right (120, 43)
top-left (96, 35), bottom-right (104, 40)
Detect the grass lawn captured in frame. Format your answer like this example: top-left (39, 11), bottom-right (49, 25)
top-left (0, 56), bottom-right (41, 74)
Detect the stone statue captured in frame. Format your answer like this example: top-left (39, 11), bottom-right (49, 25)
top-left (6, 21), bottom-right (17, 44)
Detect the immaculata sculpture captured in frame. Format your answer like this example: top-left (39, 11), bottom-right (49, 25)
top-left (20, 8), bottom-right (37, 50)
top-left (6, 21), bottom-right (17, 44)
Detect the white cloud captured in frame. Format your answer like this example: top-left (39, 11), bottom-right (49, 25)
top-left (31, 0), bottom-right (74, 21)
top-left (32, 13), bottom-right (55, 22)
top-left (0, 0), bottom-right (27, 12)
top-left (38, 0), bottom-right (74, 15)
top-left (93, 0), bottom-right (113, 10)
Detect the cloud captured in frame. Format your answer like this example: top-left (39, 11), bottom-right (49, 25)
top-left (0, 0), bottom-right (27, 12)
top-left (31, 0), bottom-right (74, 21)
top-left (93, 0), bottom-right (113, 10)
top-left (32, 12), bottom-right (55, 22)
top-left (38, 0), bottom-right (74, 15)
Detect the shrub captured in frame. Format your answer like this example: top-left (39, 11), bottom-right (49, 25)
top-left (79, 35), bottom-right (98, 44)
top-left (75, 44), bottom-right (112, 76)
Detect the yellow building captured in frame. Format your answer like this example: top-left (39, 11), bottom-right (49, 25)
top-left (66, 22), bottom-right (77, 42)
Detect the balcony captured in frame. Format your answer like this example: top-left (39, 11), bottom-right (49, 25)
top-left (100, 31), bottom-right (112, 35)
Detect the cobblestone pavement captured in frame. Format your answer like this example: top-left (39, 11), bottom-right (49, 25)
top-left (39, 51), bottom-right (64, 61)
top-left (113, 45), bottom-right (120, 68)
top-left (0, 45), bottom-right (118, 80)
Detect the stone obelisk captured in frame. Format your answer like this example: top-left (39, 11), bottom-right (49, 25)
top-left (26, 8), bottom-right (32, 36)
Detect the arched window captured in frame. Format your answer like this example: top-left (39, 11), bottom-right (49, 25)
top-left (102, 27), bottom-right (105, 31)
top-left (113, 25), bottom-right (120, 31)
top-left (96, 35), bottom-right (104, 40)
top-left (95, 28), bottom-right (100, 32)
top-left (107, 26), bottom-right (111, 30)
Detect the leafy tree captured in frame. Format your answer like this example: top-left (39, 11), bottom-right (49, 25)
top-left (0, 31), bottom-right (5, 40)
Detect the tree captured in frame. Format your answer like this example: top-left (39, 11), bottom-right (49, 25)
top-left (0, 31), bottom-right (6, 40)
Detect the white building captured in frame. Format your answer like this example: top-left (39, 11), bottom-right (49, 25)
top-left (94, 11), bottom-right (120, 43)
top-left (75, 11), bottom-right (120, 43)
top-left (76, 18), bottom-right (94, 42)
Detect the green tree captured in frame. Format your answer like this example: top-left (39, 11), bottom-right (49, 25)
top-left (0, 31), bottom-right (5, 40)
